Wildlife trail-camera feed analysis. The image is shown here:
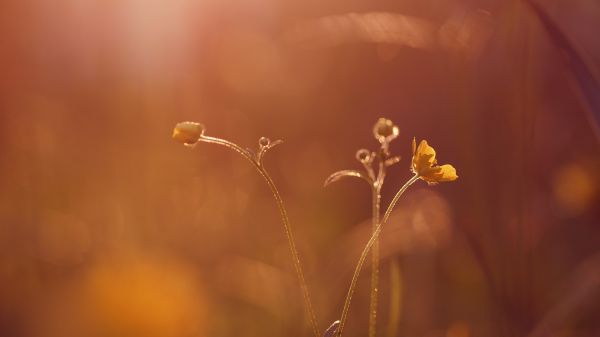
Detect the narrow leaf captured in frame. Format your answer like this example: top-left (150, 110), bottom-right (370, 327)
top-left (324, 170), bottom-right (372, 187)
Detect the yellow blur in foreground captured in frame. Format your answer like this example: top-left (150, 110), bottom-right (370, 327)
top-left (82, 256), bottom-right (206, 337)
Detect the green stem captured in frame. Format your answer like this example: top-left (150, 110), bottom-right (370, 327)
top-left (199, 135), bottom-right (320, 337)
top-left (337, 174), bottom-right (419, 337)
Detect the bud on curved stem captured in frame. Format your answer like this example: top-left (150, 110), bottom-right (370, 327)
top-left (173, 124), bottom-right (320, 337)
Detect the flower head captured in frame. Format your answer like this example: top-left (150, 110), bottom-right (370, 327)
top-left (373, 118), bottom-right (399, 144)
top-left (172, 122), bottom-right (205, 146)
top-left (411, 138), bottom-right (458, 184)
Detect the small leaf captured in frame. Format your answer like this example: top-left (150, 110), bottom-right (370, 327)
top-left (268, 139), bottom-right (284, 149)
top-left (324, 170), bottom-right (372, 187)
top-left (256, 139), bottom-right (284, 165)
top-left (323, 320), bottom-right (340, 337)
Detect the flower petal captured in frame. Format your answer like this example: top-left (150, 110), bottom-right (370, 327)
top-left (420, 164), bottom-right (458, 183)
top-left (412, 139), bottom-right (437, 175)
top-left (417, 140), bottom-right (437, 166)
top-left (435, 164), bottom-right (458, 181)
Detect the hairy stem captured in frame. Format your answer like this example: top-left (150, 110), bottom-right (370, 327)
top-left (369, 186), bottom-right (381, 337)
top-left (369, 157), bottom-right (386, 337)
top-left (199, 135), bottom-right (320, 337)
top-left (261, 171), bottom-right (320, 337)
top-left (338, 174), bottom-right (419, 337)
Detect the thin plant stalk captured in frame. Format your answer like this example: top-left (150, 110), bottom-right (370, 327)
top-left (368, 159), bottom-right (386, 337)
top-left (338, 174), bottom-right (420, 337)
top-left (199, 135), bottom-right (320, 337)
top-left (324, 118), bottom-right (400, 337)
top-left (369, 186), bottom-right (381, 337)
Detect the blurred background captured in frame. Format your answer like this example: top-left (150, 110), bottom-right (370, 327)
top-left (1, 0), bottom-right (599, 336)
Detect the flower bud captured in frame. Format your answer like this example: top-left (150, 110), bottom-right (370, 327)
top-left (373, 118), bottom-right (399, 144)
top-left (355, 149), bottom-right (372, 164)
top-left (172, 122), bottom-right (204, 145)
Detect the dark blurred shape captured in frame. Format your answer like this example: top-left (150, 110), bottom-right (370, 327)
top-left (528, 253), bottom-right (600, 337)
top-left (524, 0), bottom-right (600, 140)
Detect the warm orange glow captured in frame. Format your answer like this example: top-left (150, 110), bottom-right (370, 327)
top-left (553, 162), bottom-right (598, 214)
top-left (83, 256), bottom-right (206, 337)
top-left (1, 1), bottom-right (599, 337)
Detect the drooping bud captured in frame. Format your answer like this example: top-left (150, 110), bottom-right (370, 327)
top-left (172, 122), bottom-right (205, 146)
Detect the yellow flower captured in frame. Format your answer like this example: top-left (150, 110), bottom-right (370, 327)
top-left (172, 122), bottom-right (204, 145)
top-left (373, 118), bottom-right (399, 144)
top-left (411, 138), bottom-right (458, 184)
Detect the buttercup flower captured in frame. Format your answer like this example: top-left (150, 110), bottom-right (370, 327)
top-left (411, 138), bottom-right (458, 184)
top-left (373, 118), bottom-right (399, 144)
top-left (172, 122), bottom-right (205, 145)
